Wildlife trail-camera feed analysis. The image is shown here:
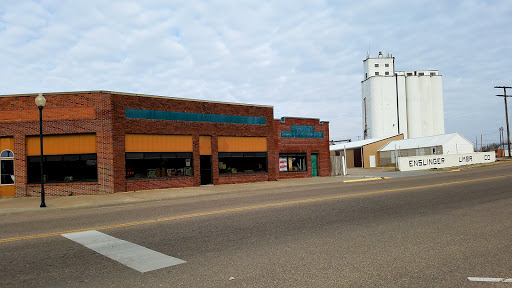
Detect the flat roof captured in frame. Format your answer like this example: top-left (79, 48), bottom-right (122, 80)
top-left (0, 90), bottom-right (273, 108)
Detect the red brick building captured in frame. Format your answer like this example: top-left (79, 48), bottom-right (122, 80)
top-left (0, 91), bottom-right (330, 197)
top-left (275, 117), bottom-right (330, 179)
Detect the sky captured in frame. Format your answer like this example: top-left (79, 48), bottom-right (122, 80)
top-left (1, 0), bottom-right (512, 147)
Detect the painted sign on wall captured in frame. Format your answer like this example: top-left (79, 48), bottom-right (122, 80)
top-left (281, 125), bottom-right (323, 139)
top-left (397, 152), bottom-right (495, 171)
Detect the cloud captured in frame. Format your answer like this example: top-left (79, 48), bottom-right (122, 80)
top-left (1, 0), bottom-right (511, 142)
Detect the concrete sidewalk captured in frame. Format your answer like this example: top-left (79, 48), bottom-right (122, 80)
top-left (2, 158), bottom-right (509, 215)
top-left (0, 168), bottom-right (435, 215)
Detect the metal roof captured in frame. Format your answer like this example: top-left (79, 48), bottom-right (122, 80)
top-left (378, 133), bottom-right (467, 152)
top-left (330, 135), bottom-right (399, 151)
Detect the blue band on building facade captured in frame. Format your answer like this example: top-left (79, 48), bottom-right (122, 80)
top-left (281, 125), bottom-right (323, 138)
top-left (126, 109), bottom-right (266, 125)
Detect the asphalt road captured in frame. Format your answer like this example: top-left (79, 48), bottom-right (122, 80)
top-left (1, 163), bottom-right (512, 287)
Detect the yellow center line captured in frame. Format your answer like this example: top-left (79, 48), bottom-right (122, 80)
top-left (2, 174), bottom-right (511, 243)
top-left (343, 177), bottom-right (386, 183)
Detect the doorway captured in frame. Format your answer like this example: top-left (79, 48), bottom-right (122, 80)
top-left (200, 155), bottom-right (212, 185)
top-left (311, 153), bottom-right (318, 177)
top-left (0, 149), bottom-right (15, 197)
top-left (354, 148), bottom-right (362, 167)
top-left (369, 155), bottom-right (376, 167)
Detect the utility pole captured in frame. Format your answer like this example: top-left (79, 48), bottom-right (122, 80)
top-left (495, 86), bottom-right (511, 157)
top-left (481, 134), bottom-right (483, 152)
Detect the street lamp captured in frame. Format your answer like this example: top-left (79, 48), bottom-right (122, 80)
top-left (35, 93), bottom-right (46, 208)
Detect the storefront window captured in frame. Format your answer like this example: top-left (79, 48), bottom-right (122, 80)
top-left (27, 153), bottom-right (98, 183)
top-left (218, 152), bottom-right (267, 174)
top-left (279, 153), bottom-right (307, 172)
top-left (125, 152), bottom-right (193, 179)
top-left (0, 150), bottom-right (14, 185)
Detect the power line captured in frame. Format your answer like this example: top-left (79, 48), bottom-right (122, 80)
top-left (481, 129), bottom-right (499, 136)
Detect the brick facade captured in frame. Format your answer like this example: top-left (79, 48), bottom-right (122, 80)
top-left (275, 117), bottom-right (331, 179)
top-left (1, 92), bottom-right (112, 197)
top-left (0, 91), bottom-right (329, 197)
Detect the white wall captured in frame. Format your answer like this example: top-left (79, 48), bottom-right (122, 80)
top-left (397, 75), bottom-right (408, 139)
top-left (419, 76), bottom-right (434, 136)
top-left (405, 76), bottom-right (422, 138)
top-left (401, 74), bottom-right (445, 138)
top-left (362, 77), bottom-right (398, 139)
top-left (443, 134), bottom-right (474, 154)
top-left (363, 57), bottom-right (394, 79)
top-left (431, 76), bottom-right (445, 135)
top-left (397, 152), bottom-right (495, 171)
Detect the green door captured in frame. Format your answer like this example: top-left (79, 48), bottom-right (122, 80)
top-left (311, 153), bottom-right (318, 177)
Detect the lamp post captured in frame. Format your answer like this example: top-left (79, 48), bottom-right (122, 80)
top-left (35, 93), bottom-right (46, 208)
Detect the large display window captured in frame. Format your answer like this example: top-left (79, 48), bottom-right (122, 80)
top-left (279, 153), bottom-right (307, 172)
top-left (27, 153), bottom-right (98, 183)
top-left (126, 152), bottom-right (193, 179)
top-left (218, 152), bottom-right (267, 174)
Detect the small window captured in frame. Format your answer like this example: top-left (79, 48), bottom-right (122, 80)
top-left (430, 72), bottom-right (436, 76)
top-left (279, 153), bottom-right (307, 172)
top-left (374, 64), bottom-right (379, 67)
top-left (365, 73), bottom-right (367, 79)
top-left (375, 72), bottom-right (379, 76)
top-left (407, 72), bottom-right (413, 76)
top-left (419, 72), bottom-right (424, 76)
top-left (385, 72), bottom-right (389, 75)
top-left (1, 150), bottom-right (13, 158)
top-left (385, 64), bottom-right (389, 67)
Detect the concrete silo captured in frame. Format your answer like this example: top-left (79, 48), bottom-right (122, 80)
top-left (361, 52), bottom-right (445, 139)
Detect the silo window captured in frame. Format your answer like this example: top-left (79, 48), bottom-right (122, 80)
top-left (375, 72), bottom-right (379, 76)
top-left (407, 72), bottom-right (413, 76)
top-left (385, 72), bottom-right (389, 75)
top-left (430, 72), bottom-right (436, 76)
top-left (375, 64), bottom-right (379, 67)
top-left (385, 64), bottom-right (389, 67)
top-left (419, 72), bottom-right (424, 76)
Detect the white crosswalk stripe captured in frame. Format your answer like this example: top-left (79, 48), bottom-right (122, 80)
top-left (62, 230), bottom-right (186, 273)
top-left (468, 277), bottom-right (512, 283)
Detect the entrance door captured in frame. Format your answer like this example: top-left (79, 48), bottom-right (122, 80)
top-left (354, 148), bottom-right (362, 167)
top-left (311, 153), bottom-right (318, 177)
top-left (200, 155), bottom-right (212, 185)
top-left (0, 150), bottom-right (15, 197)
top-left (369, 155), bottom-right (376, 167)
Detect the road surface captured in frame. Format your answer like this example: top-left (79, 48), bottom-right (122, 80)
top-left (1, 163), bottom-right (512, 287)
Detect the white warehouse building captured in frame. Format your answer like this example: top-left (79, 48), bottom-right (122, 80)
top-left (378, 133), bottom-right (474, 167)
top-left (362, 52), bottom-right (445, 139)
